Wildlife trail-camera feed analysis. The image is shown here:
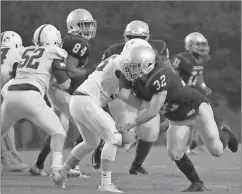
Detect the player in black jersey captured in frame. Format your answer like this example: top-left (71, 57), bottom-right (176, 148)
top-left (172, 32), bottom-right (238, 155)
top-left (29, 9), bottom-right (96, 177)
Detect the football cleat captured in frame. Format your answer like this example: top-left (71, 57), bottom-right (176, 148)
top-left (129, 164), bottom-right (149, 175)
top-left (49, 170), bottom-right (66, 189)
top-left (29, 163), bottom-right (47, 176)
top-left (182, 181), bottom-right (209, 192)
top-left (220, 124), bottom-right (238, 153)
top-left (98, 183), bottom-right (123, 193)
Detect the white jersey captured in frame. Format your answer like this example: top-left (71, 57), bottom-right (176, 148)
top-left (1, 46), bottom-right (23, 88)
top-left (10, 45), bottom-right (67, 95)
top-left (77, 55), bottom-right (125, 107)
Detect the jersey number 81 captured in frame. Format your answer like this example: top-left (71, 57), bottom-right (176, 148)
top-left (72, 43), bottom-right (87, 57)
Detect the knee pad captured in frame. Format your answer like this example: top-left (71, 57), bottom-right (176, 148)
top-left (168, 149), bottom-right (185, 161)
top-left (71, 142), bottom-right (95, 160)
top-left (101, 142), bottom-right (118, 161)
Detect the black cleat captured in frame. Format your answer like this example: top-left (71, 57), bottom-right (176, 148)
top-left (221, 124), bottom-right (239, 153)
top-left (182, 181), bottom-right (209, 192)
top-left (129, 164), bottom-right (149, 175)
top-left (91, 139), bottom-right (105, 170)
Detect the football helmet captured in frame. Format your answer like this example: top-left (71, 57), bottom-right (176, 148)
top-left (122, 44), bottom-right (156, 81)
top-left (66, 9), bottom-right (97, 40)
top-left (1, 31), bottom-right (22, 48)
top-left (124, 20), bottom-right (150, 42)
top-left (32, 24), bottom-right (62, 47)
top-left (185, 32), bottom-right (209, 56)
top-left (121, 38), bottom-right (152, 56)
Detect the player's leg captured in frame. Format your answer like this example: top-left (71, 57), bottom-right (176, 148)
top-left (130, 110), bottom-right (160, 175)
top-left (29, 94), bottom-right (54, 176)
top-left (167, 122), bottom-right (206, 192)
top-left (197, 102), bottom-right (224, 156)
top-left (25, 92), bottom-right (66, 171)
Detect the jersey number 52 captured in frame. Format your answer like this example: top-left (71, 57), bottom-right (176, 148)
top-left (19, 48), bottom-right (45, 69)
top-left (153, 75), bottom-right (166, 90)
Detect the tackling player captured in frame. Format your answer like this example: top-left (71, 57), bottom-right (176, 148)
top-left (29, 8), bottom-right (96, 177)
top-left (1, 24), bottom-right (70, 175)
top-left (91, 20), bottom-right (170, 175)
top-left (117, 45), bottom-right (239, 192)
top-left (50, 39), bottom-right (151, 192)
top-left (1, 31), bottom-right (28, 172)
top-left (172, 32), bottom-right (238, 154)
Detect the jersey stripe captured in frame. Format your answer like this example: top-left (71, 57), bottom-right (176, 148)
top-left (38, 24), bottom-right (48, 46)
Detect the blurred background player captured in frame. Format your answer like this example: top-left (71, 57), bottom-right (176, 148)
top-left (1, 24), bottom-right (70, 176)
top-left (29, 8), bottom-right (96, 177)
top-left (172, 32), bottom-right (238, 155)
top-left (1, 31), bottom-right (28, 172)
top-left (91, 20), bottom-right (171, 175)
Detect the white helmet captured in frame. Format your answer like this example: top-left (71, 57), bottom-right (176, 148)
top-left (185, 32), bottom-right (209, 55)
top-left (1, 31), bottom-right (22, 48)
top-left (66, 8), bottom-right (97, 40)
top-left (32, 24), bottom-right (62, 47)
top-left (124, 20), bottom-right (150, 42)
top-left (121, 40), bottom-right (156, 81)
top-left (121, 38), bottom-right (152, 56)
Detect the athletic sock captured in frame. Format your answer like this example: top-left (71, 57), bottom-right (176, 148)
top-left (175, 154), bottom-right (202, 183)
top-left (132, 139), bottom-right (152, 167)
top-left (36, 135), bottom-right (51, 169)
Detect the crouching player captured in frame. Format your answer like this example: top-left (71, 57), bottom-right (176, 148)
top-left (50, 39), bottom-right (153, 192)
top-left (118, 45), bottom-right (239, 191)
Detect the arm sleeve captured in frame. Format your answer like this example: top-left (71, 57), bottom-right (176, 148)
top-left (52, 59), bottom-right (69, 84)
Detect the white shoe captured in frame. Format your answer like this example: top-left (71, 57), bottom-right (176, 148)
top-left (67, 168), bottom-right (90, 179)
top-left (49, 170), bottom-right (66, 189)
top-left (98, 183), bottom-right (123, 193)
top-left (29, 164), bottom-right (47, 176)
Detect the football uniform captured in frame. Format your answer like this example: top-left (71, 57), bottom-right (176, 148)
top-left (172, 51), bottom-right (207, 88)
top-left (69, 55), bottom-right (124, 147)
top-left (1, 46), bottom-right (23, 88)
top-left (132, 65), bottom-right (208, 122)
top-left (62, 33), bottom-right (91, 94)
top-left (132, 64), bottom-right (223, 161)
top-left (103, 40), bottom-right (167, 142)
top-left (1, 45), bottom-right (68, 138)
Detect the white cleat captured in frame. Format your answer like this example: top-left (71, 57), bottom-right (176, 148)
top-left (49, 170), bottom-right (66, 189)
top-left (67, 168), bottom-right (90, 179)
top-left (98, 183), bottom-right (123, 193)
top-left (29, 164), bottom-right (48, 176)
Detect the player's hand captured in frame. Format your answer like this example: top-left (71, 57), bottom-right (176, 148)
top-left (119, 123), bottom-right (135, 132)
top-left (203, 87), bottom-right (212, 97)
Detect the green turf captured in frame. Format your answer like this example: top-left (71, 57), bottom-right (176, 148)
top-left (1, 146), bottom-right (241, 194)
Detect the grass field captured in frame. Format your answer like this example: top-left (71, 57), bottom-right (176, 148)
top-left (1, 146), bottom-right (241, 194)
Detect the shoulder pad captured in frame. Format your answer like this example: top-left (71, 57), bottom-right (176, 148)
top-left (47, 45), bottom-right (68, 61)
top-left (62, 34), bottom-right (90, 60)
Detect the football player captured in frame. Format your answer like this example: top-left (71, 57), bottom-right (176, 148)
top-left (118, 45), bottom-right (239, 192)
top-left (91, 20), bottom-right (170, 175)
top-left (172, 32), bottom-right (238, 154)
top-left (29, 8), bottom-right (96, 177)
top-left (49, 39), bottom-right (151, 192)
top-left (1, 31), bottom-right (28, 172)
top-left (1, 24), bottom-right (70, 175)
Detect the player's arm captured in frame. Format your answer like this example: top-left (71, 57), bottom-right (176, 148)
top-left (196, 70), bottom-right (212, 96)
top-left (66, 55), bottom-right (93, 79)
top-left (121, 90), bottom-right (167, 131)
top-left (52, 59), bottom-right (71, 91)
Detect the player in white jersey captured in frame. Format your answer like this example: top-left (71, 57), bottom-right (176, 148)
top-left (1, 24), bottom-right (71, 174)
top-left (50, 39), bottom-right (151, 192)
top-left (1, 31), bottom-right (28, 172)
